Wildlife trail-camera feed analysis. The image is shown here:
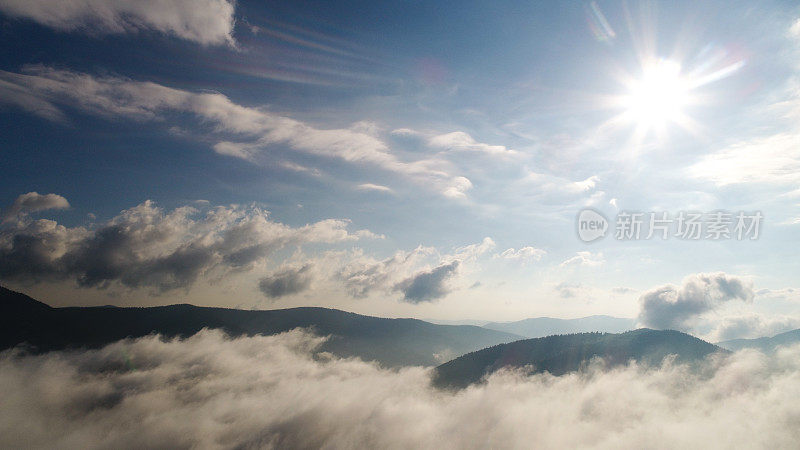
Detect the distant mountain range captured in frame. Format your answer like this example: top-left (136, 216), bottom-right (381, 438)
top-left (0, 286), bottom-right (521, 367)
top-left (424, 319), bottom-right (490, 326)
top-left (717, 329), bottom-right (800, 352)
top-left (482, 315), bottom-right (636, 338)
top-left (7, 285), bottom-right (796, 389)
top-left (433, 329), bottom-right (727, 389)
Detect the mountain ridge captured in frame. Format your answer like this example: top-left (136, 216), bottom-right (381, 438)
top-left (482, 315), bottom-right (636, 338)
top-left (717, 328), bottom-right (800, 352)
top-left (433, 328), bottom-right (728, 389)
top-left (0, 286), bottom-right (522, 367)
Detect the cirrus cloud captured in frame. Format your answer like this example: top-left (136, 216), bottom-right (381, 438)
top-left (0, 0), bottom-right (237, 46)
top-left (0, 66), bottom-right (473, 199)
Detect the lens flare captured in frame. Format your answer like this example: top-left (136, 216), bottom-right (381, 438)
top-left (602, 47), bottom-right (745, 147)
top-left (623, 59), bottom-right (690, 130)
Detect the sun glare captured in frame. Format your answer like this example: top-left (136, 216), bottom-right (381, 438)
top-left (623, 59), bottom-right (689, 129)
top-left (604, 46), bottom-right (745, 146)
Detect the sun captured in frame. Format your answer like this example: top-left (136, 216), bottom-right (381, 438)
top-left (602, 49), bottom-right (745, 146)
top-left (624, 60), bottom-right (688, 127)
top-left (619, 59), bottom-right (694, 136)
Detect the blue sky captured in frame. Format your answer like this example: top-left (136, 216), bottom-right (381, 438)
top-left (1, 0), bottom-right (800, 341)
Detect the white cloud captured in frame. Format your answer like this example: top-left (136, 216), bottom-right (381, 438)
top-left (522, 172), bottom-right (599, 194)
top-left (338, 246), bottom-right (438, 298)
top-left (0, 0), bottom-right (236, 46)
top-left (356, 183), bottom-right (393, 193)
top-left (338, 238), bottom-right (493, 301)
top-left (1, 192), bottom-right (69, 222)
top-left (560, 251), bottom-right (604, 267)
top-left (452, 237), bottom-right (496, 261)
top-left (0, 195), bottom-right (376, 292)
top-left (0, 67), bottom-right (470, 199)
top-left (442, 176), bottom-right (473, 199)
top-left (514, 172), bottom-right (603, 208)
top-left (497, 246), bottom-right (546, 262)
top-left (390, 128), bottom-right (421, 137)
top-left (278, 161), bottom-right (322, 176)
top-left (428, 131), bottom-right (517, 156)
top-left (688, 133), bottom-right (800, 186)
top-left (4, 329), bottom-right (800, 448)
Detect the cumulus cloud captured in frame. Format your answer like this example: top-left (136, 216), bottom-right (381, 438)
top-left (339, 246), bottom-right (437, 298)
top-left (442, 176), bottom-right (473, 199)
top-left (560, 251), bottom-right (604, 267)
top-left (0, 67), bottom-right (471, 198)
top-left (0, 0), bottom-right (236, 46)
top-left (395, 260), bottom-right (459, 303)
top-left (451, 237), bottom-right (495, 261)
top-left (1, 192), bottom-right (69, 222)
top-left (258, 265), bottom-right (313, 299)
top-left (338, 238), bottom-right (491, 302)
top-left (0, 196), bottom-right (375, 292)
top-left (637, 272), bottom-right (755, 331)
top-left (2, 329), bottom-right (800, 449)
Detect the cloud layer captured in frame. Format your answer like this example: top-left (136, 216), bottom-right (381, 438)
top-left (0, 0), bottom-right (236, 45)
top-left (2, 329), bottom-right (800, 449)
top-left (0, 197), bottom-right (374, 292)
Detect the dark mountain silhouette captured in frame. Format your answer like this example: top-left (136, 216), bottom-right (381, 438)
top-left (717, 328), bottom-right (800, 352)
top-left (433, 329), bottom-right (727, 389)
top-left (483, 315), bottom-right (635, 338)
top-left (0, 286), bottom-right (521, 367)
